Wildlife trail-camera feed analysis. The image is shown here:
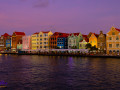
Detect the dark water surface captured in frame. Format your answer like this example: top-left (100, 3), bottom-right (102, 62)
top-left (0, 55), bottom-right (120, 90)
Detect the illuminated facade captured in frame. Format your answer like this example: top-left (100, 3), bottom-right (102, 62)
top-left (50, 32), bottom-right (65, 49)
top-left (22, 36), bottom-right (31, 50)
top-left (38, 31), bottom-right (53, 49)
top-left (106, 26), bottom-right (120, 55)
top-left (31, 32), bottom-right (39, 50)
top-left (11, 32), bottom-right (25, 51)
top-left (79, 35), bottom-right (89, 49)
top-left (68, 33), bottom-right (83, 49)
top-left (97, 31), bottom-right (106, 52)
top-left (0, 33), bottom-right (11, 51)
top-left (89, 33), bottom-right (98, 48)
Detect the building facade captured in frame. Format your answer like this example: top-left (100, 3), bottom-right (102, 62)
top-left (22, 36), bottom-right (31, 50)
top-left (89, 33), bottom-right (98, 48)
top-left (0, 33), bottom-right (11, 51)
top-left (68, 33), bottom-right (83, 49)
top-left (31, 32), bottom-right (39, 50)
top-left (11, 32), bottom-right (25, 51)
top-left (49, 32), bottom-right (63, 49)
top-left (57, 34), bottom-right (69, 49)
top-left (106, 26), bottom-right (120, 55)
top-left (97, 31), bottom-right (106, 52)
top-left (38, 31), bottom-right (53, 49)
top-left (6, 36), bottom-right (12, 51)
top-left (79, 35), bottom-right (89, 49)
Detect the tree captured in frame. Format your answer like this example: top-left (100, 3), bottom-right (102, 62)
top-left (85, 43), bottom-right (92, 49)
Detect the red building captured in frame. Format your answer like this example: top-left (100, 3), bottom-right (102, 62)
top-left (11, 32), bottom-right (25, 51)
top-left (49, 32), bottom-right (65, 49)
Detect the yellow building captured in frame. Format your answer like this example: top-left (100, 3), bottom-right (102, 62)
top-left (38, 31), bottom-right (53, 49)
top-left (31, 32), bottom-right (39, 50)
top-left (106, 26), bottom-right (120, 55)
top-left (89, 33), bottom-right (98, 48)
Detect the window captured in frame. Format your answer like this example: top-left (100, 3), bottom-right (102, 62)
top-left (40, 35), bottom-right (42, 37)
top-left (116, 36), bottom-right (119, 40)
top-left (44, 34), bottom-right (48, 37)
top-left (112, 32), bottom-right (115, 35)
top-left (109, 37), bottom-right (112, 40)
top-left (80, 44), bottom-right (82, 47)
top-left (109, 44), bottom-right (112, 48)
top-left (40, 46), bottom-right (42, 48)
top-left (94, 41), bottom-right (96, 43)
top-left (90, 41), bottom-right (92, 43)
top-left (116, 44), bottom-right (119, 48)
top-left (36, 35), bottom-right (39, 37)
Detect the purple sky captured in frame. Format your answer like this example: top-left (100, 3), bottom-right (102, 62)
top-left (0, 0), bottom-right (120, 35)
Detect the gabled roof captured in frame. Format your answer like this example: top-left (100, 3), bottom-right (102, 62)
top-left (1, 33), bottom-right (11, 37)
top-left (41, 31), bottom-right (51, 33)
top-left (92, 33), bottom-right (99, 37)
top-left (53, 32), bottom-right (63, 35)
top-left (33, 32), bottom-right (39, 35)
top-left (69, 33), bottom-right (80, 36)
top-left (82, 34), bottom-right (87, 38)
top-left (80, 37), bottom-right (89, 42)
top-left (58, 33), bottom-right (69, 38)
top-left (14, 32), bottom-right (25, 35)
top-left (115, 28), bottom-right (120, 32)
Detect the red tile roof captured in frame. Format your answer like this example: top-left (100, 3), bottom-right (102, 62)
top-left (69, 33), bottom-right (80, 36)
top-left (1, 33), bottom-right (10, 37)
top-left (82, 34), bottom-right (87, 38)
top-left (58, 33), bottom-right (69, 38)
top-left (92, 33), bottom-right (99, 37)
top-left (14, 32), bottom-right (25, 35)
top-left (80, 38), bottom-right (89, 42)
top-left (33, 32), bottom-right (39, 35)
top-left (115, 28), bottom-right (120, 32)
top-left (42, 31), bottom-right (50, 33)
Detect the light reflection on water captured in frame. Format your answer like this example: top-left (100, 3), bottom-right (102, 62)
top-left (0, 55), bottom-right (120, 89)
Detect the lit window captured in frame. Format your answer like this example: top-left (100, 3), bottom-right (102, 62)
top-left (109, 44), bottom-right (112, 48)
top-left (112, 32), bottom-right (115, 35)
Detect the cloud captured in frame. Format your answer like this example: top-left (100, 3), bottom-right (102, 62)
top-left (33, 0), bottom-right (49, 8)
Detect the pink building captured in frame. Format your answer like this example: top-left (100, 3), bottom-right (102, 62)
top-left (22, 36), bottom-right (31, 50)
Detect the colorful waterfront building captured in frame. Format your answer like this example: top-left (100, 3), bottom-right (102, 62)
top-left (57, 33), bottom-right (69, 49)
top-left (31, 32), bottom-right (39, 50)
top-left (79, 35), bottom-right (89, 49)
top-left (106, 26), bottom-right (120, 55)
top-left (22, 36), bottom-right (31, 50)
top-left (0, 33), bottom-right (11, 51)
top-left (68, 33), bottom-right (83, 49)
top-left (17, 39), bottom-right (22, 50)
top-left (11, 32), bottom-right (25, 51)
top-left (97, 31), bottom-right (106, 52)
top-left (38, 31), bottom-right (53, 49)
top-left (49, 32), bottom-right (63, 49)
top-left (6, 36), bottom-right (12, 51)
top-left (89, 33), bottom-right (98, 48)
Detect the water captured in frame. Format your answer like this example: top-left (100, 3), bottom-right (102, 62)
top-left (0, 55), bottom-right (120, 90)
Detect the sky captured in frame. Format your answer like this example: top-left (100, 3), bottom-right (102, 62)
top-left (0, 0), bottom-right (120, 35)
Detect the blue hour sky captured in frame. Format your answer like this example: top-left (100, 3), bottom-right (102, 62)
top-left (0, 0), bottom-right (120, 35)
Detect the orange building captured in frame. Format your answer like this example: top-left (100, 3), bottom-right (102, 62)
top-left (89, 33), bottom-right (98, 48)
top-left (11, 32), bottom-right (25, 51)
top-left (49, 32), bottom-right (63, 49)
top-left (106, 26), bottom-right (120, 55)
